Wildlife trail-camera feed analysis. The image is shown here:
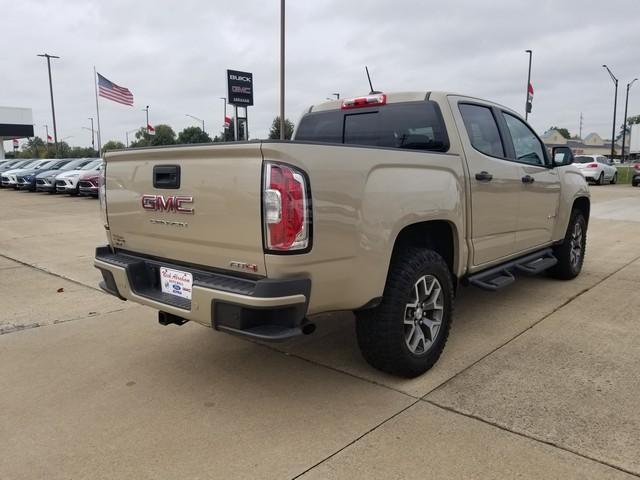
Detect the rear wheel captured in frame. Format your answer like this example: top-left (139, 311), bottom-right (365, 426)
top-left (597, 172), bottom-right (604, 185)
top-left (355, 248), bottom-right (453, 378)
top-left (549, 210), bottom-right (587, 280)
top-left (610, 172), bottom-right (617, 184)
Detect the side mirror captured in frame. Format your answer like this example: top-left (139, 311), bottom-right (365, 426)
top-left (552, 146), bottom-right (574, 167)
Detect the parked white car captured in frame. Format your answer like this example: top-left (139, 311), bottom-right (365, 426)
top-left (0, 159), bottom-right (50, 188)
top-left (573, 155), bottom-right (617, 185)
top-left (54, 158), bottom-right (103, 194)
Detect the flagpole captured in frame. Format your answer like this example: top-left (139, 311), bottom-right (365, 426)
top-left (93, 66), bottom-right (103, 156)
top-left (525, 49), bottom-right (532, 120)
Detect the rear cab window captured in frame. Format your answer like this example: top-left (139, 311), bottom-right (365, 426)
top-left (295, 101), bottom-right (449, 152)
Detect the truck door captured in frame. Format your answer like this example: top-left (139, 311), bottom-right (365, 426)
top-left (452, 99), bottom-right (521, 266)
top-left (497, 111), bottom-right (561, 252)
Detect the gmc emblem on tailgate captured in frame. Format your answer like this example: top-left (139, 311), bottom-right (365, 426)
top-left (141, 194), bottom-right (194, 214)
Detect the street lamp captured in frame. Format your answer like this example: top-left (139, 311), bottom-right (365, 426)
top-left (84, 117), bottom-right (95, 155)
top-left (126, 128), bottom-right (139, 148)
top-left (142, 105), bottom-right (150, 133)
top-left (185, 113), bottom-right (205, 134)
top-left (621, 78), bottom-right (638, 163)
top-left (37, 53), bottom-right (60, 155)
top-left (279, 0), bottom-right (285, 140)
top-left (603, 65), bottom-right (619, 159)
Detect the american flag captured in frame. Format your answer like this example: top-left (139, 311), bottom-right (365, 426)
top-left (97, 73), bottom-right (134, 106)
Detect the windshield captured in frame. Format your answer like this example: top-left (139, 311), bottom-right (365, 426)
top-left (35, 160), bottom-right (56, 170)
top-left (19, 160), bottom-right (41, 169)
top-left (61, 159), bottom-right (93, 170)
top-left (574, 156), bottom-right (594, 164)
top-left (81, 159), bottom-right (102, 170)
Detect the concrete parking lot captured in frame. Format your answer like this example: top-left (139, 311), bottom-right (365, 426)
top-left (1, 185), bottom-right (639, 479)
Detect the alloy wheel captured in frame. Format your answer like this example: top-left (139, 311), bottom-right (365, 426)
top-left (403, 275), bottom-right (444, 355)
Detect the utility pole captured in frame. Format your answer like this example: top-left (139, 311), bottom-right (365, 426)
top-left (621, 78), bottom-right (637, 163)
top-left (279, 0), bottom-right (286, 140)
top-left (525, 50), bottom-right (532, 120)
top-left (37, 53), bottom-right (60, 156)
top-left (603, 65), bottom-right (619, 159)
top-left (43, 125), bottom-right (49, 144)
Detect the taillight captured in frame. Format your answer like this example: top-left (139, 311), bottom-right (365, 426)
top-left (263, 162), bottom-right (310, 252)
top-left (633, 163), bottom-right (640, 169)
top-left (341, 93), bottom-right (386, 109)
top-left (587, 163), bottom-right (598, 168)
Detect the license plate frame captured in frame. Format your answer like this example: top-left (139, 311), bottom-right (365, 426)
top-left (159, 267), bottom-right (193, 300)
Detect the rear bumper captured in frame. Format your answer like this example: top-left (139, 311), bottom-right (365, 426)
top-left (94, 246), bottom-right (311, 341)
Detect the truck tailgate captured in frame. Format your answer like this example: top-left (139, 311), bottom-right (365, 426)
top-left (104, 143), bottom-right (266, 276)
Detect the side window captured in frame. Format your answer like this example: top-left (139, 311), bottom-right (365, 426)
top-left (502, 113), bottom-right (546, 166)
top-left (459, 104), bottom-right (505, 158)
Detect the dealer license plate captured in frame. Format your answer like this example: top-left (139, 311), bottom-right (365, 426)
top-left (160, 267), bottom-right (193, 300)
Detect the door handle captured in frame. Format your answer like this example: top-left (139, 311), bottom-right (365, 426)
top-left (475, 171), bottom-right (493, 182)
top-left (521, 175), bottom-right (535, 184)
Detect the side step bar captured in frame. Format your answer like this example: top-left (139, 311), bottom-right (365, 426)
top-left (467, 248), bottom-right (557, 291)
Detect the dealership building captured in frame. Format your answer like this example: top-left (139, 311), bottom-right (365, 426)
top-left (0, 106), bottom-right (34, 159)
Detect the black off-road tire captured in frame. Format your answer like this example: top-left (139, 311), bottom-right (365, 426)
top-left (549, 210), bottom-right (587, 280)
top-left (355, 248), bottom-right (454, 378)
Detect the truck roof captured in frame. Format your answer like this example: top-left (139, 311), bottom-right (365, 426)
top-left (307, 91), bottom-right (516, 116)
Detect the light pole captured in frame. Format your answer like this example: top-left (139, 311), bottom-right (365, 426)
top-left (603, 65), bottom-right (619, 159)
top-left (621, 78), bottom-right (637, 163)
top-left (525, 50), bottom-right (532, 120)
top-left (87, 117), bottom-right (95, 155)
top-left (219, 97), bottom-right (227, 139)
top-left (142, 105), bottom-right (150, 133)
top-left (37, 53), bottom-right (60, 155)
top-left (279, 0), bottom-right (285, 140)
top-left (126, 128), bottom-right (139, 148)
top-left (185, 114), bottom-right (205, 134)
top-left (43, 124), bottom-right (49, 144)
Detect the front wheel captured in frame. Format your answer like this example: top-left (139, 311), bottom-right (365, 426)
top-left (549, 210), bottom-right (587, 280)
top-left (355, 248), bottom-right (453, 378)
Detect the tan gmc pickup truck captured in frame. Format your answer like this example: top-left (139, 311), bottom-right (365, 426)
top-left (95, 91), bottom-right (590, 377)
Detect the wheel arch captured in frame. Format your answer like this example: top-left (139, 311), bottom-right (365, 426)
top-left (572, 196), bottom-right (590, 226)
top-left (390, 220), bottom-right (460, 283)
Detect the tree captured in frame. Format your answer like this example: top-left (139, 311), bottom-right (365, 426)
top-left (177, 126), bottom-right (212, 144)
top-left (618, 115), bottom-right (640, 140)
top-left (130, 124), bottom-right (176, 148)
top-left (18, 137), bottom-right (46, 158)
top-left (103, 140), bottom-right (125, 152)
top-left (268, 116), bottom-right (295, 140)
top-left (549, 126), bottom-right (570, 139)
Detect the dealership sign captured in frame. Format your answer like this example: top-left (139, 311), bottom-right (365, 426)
top-left (227, 69), bottom-right (253, 106)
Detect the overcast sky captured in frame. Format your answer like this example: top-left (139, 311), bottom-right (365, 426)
top-left (2, 0), bottom-right (639, 151)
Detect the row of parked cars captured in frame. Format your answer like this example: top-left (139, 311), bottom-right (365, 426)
top-left (0, 157), bottom-right (102, 196)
